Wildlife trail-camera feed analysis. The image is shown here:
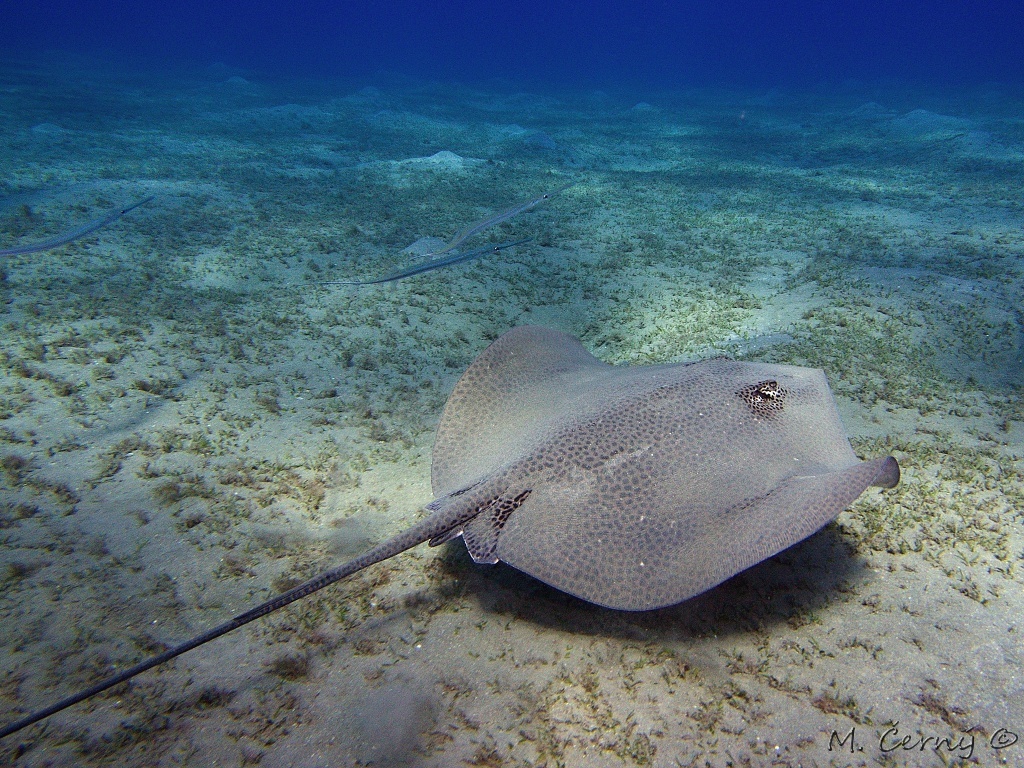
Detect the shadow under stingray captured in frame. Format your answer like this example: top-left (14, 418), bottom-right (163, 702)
top-left (428, 520), bottom-right (868, 644)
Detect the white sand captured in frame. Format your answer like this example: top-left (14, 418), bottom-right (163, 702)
top-left (0, 61), bottom-right (1022, 767)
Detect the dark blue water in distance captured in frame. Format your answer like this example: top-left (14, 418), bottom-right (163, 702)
top-left (2, 0), bottom-right (1022, 87)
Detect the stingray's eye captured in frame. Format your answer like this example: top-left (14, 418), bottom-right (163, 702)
top-left (737, 380), bottom-right (787, 417)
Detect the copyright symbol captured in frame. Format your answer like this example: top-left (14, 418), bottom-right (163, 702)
top-left (991, 729), bottom-right (1018, 750)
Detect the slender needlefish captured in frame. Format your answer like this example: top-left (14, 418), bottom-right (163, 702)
top-left (317, 237), bottom-right (532, 286)
top-left (0, 196), bottom-right (154, 257)
top-left (418, 182), bottom-right (572, 260)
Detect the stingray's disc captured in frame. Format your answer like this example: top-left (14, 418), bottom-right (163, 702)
top-left (433, 326), bottom-right (899, 610)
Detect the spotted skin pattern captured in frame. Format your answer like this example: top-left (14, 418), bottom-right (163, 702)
top-left (430, 326), bottom-right (899, 610)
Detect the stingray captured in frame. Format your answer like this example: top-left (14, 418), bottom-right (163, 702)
top-left (0, 196), bottom-right (152, 257)
top-left (0, 325), bottom-right (898, 738)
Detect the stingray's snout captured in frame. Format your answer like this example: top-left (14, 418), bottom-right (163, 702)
top-left (871, 455), bottom-right (901, 489)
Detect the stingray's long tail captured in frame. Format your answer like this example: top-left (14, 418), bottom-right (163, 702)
top-left (0, 196), bottom-right (153, 257)
top-left (316, 236), bottom-right (531, 286)
top-left (0, 509), bottom-right (455, 740)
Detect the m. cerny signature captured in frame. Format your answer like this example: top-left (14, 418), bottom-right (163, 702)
top-left (828, 723), bottom-right (1019, 760)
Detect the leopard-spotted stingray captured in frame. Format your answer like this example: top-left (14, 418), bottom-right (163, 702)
top-left (0, 325), bottom-right (898, 738)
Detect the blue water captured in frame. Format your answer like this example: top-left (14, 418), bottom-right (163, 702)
top-left (3, 0), bottom-right (1023, 86)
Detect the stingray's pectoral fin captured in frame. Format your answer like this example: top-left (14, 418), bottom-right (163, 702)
top-left (870, 455), bottom-right (900, 489)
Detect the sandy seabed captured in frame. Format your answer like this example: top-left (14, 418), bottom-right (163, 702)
top-left (1, 59), bottom-right (1022, 767)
